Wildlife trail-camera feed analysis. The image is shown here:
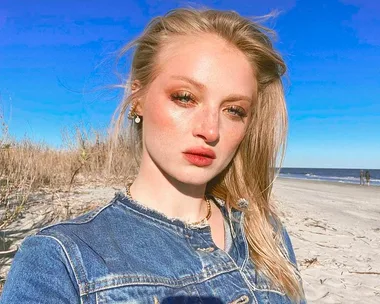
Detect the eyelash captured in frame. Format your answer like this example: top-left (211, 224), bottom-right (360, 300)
top-left (170, 91), bottom-right (247, 119)
top-left (226, 106), bottom-right (247, 119)
top-left (170, 91), bottom-right (195, 105)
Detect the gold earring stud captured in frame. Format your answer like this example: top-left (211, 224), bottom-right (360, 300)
top-left (128, 102), bottom-right (141, 124)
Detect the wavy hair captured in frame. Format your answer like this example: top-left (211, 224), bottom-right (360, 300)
top-left (110, 8), bottom-right (304, 302)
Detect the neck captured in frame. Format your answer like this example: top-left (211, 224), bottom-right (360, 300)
top-left (130, 157), bottom-right (208, 223)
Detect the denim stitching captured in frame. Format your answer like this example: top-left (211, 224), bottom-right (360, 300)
top-left (34, 235), bottom-right (82, 299)
top-left (40, 200), bottom-right (115, 231)
top-left (232, 212), bottom-right (260, 304)
top-left (40, 231), bottom-right (91, 296)
top-left (81, 266), bottom-right (240, 295)
top-left (239, 213), bottom-right (249, 270)
top-left (116, 200), bottom-right (187, 237)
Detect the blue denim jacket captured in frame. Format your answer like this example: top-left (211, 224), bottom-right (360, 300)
top-left (1, 193), bottom-right (305, 303)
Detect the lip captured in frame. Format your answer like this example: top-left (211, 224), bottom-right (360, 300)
top-left (183, 147), bottom-right (216, 159)
top-left (183, 147), bottom-right (216, 167)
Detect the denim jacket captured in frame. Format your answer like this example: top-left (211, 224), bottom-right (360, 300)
top-left (1, 193), bottom-right (305, 304)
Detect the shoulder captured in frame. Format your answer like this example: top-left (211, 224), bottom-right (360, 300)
top-left (38, 192), bottom-right (124, 239)
top-left (268, 214), bottom-right (298, 267)
top-left (279, 224), bottom-right (298, 267)
top-left (28, 193), bottom-right (130, 270)
top-left (1, 234), bottom-right (80, 302)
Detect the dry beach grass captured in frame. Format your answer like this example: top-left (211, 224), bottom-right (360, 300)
top-left (0, 115), bottom-right (134, 291)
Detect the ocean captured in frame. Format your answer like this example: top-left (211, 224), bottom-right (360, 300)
top-left (279, 168), bottom-right (380, 187)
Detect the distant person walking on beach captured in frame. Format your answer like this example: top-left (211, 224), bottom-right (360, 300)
top-left (360, 170), bottom-right (364, 185)
top-left (365, 170), bottom-right (371, 186)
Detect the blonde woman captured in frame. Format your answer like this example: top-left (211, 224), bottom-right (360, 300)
top-left (1, 8), bottom-right (306, 304)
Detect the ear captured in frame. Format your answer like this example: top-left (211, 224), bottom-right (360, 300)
top-left (131, 80), bottom-right (143, 115)
top-left (134, 101), bottom-right (143, 116)
top-left (131, 80), bottom-right (141, 95)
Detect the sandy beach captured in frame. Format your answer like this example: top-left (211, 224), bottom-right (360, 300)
top-left (1, 178), bottom-right (380, 303)
top-left (273, 178), bottom-right (380, 303)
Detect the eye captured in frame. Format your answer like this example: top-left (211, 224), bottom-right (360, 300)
top-left (225, 105), bottom-right (247, 120)
top-left (170, 91), bottom-right (196, 106)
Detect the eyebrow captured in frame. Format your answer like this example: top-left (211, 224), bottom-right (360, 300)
top-left (170, 75), bottom-right (253, 104)
top-left (170, 75), bottom-right (206, 91)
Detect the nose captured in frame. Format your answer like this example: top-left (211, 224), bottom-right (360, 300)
top-left (192, 106), bottom-right (220, 144)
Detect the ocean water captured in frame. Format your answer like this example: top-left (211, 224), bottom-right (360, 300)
top-left (279, 168), bottom-right (380, 186)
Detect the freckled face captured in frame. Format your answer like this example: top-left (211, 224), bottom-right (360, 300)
top-left (139, 34), bottom-right (257, 186)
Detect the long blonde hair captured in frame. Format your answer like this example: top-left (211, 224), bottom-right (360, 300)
top-left (110, 8), bottom-right (304, 302)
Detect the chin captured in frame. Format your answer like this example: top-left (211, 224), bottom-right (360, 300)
top-left (171, 169), bottom-right (220, 187)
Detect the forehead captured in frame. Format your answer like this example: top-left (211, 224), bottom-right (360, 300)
top-left (155, 33), bottom-right (257, 97)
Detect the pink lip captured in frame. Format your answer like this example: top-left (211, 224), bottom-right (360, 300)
top-left (183, 147), bottom-right (216, 167)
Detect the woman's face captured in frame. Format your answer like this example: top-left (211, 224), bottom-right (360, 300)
top-left (138, 33), bottom-right (257, 186)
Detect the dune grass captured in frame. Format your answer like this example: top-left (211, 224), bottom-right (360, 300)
top-left (0, 112), bottom-right (134, 231)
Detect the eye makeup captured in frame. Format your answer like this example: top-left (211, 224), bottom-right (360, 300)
top-left (224, 105), bottom-right (247, 119)
top-left (168, 87), bottom-right (249, 121)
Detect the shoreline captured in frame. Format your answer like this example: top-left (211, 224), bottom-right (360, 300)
top-left (278, 176), bottom-right (380, 188)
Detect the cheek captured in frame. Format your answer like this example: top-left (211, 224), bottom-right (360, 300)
top-left (223, 124), bottom-right (246, 151)
top-left (145, 96), bottom-right (174, 131)
top-left (143, 96), bottom-right (187, 144)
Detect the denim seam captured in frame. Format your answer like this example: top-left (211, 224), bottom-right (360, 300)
top-left (118, 196), bottom-right (230, 236)
top-left (237, 213), bottom-right (287, 295)
top-left (239, 213), bottom-right (249, 270)
top-left (233, 213), bottom-right (260, 304)
top-left (39, 231), bottom-right (90, 297)
top-left (83, 269), bottom-right (239, 294)
top-left (236, 269), bottom-right (258, 304)
top-left (279, 225), bottom-right (299, 270)
top-left (92, 262), bottom-right (236, 285)
top-left (116, 200), bottom-right (187, 237)
top-left (40, 201), bottom-right (115, 231)
top-left (247, 277), bottom-right (288, 296)
top-left (241, 265), bottom-right (287, 295)
top-left (223, 247), bottom-right (259, 304)
top-left (252, 286), bottom-right (286, 296)
top-left (34, 235), bottom-right (83, 302)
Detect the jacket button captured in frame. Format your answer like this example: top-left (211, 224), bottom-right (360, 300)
top-left (229, 295), bottom-right (249, 304)
top-left (196, 247), bottom-right (215, 252)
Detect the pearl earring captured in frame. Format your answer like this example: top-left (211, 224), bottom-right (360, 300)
top-left (134, 115), bottom-right (141, 124)
top-left (128, 101), bottom-right (142, 124)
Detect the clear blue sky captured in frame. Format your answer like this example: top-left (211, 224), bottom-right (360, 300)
top-left (0, 0), bottom-right (379, 169)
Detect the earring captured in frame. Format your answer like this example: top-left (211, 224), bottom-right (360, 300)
top-left (134, 115), bottom-right (141, 124)
top-left (128, 102), bottom-right (142, 124)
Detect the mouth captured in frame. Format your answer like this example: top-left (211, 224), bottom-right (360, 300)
top-left (183, 147), bottom-right (216, 167)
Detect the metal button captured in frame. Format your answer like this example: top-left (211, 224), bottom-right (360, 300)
top-left (196, 247), bottom-right (215, 253)
top-left (229, 295), bottom-right (249, 304)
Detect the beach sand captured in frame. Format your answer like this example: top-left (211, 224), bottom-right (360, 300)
top-left (273, 178), bottom-right (380, 303)
top-left (1, 178), bottom-right (380, 303)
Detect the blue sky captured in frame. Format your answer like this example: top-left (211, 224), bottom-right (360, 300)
top-left (0, 0), bottom-right (379, 169)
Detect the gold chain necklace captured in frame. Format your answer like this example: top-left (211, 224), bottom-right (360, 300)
top-left (125, 184), bottom-right (212, 226)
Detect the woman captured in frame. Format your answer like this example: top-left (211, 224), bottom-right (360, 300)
top-left (1, 8), bottom-right (305, 304)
